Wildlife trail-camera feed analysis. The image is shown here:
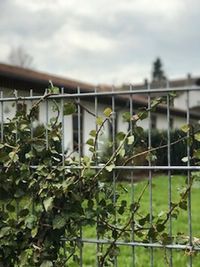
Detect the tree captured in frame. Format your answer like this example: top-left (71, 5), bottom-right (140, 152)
top-left (8, 46), bottom-right (34, 68)
top-left (152, 57), bottom-right (166, 82)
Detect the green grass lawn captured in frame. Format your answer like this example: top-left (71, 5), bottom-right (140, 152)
top-left (69, 174), bottom-right (200, 267)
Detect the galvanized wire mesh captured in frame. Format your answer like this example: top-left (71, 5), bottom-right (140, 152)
top-left (1, 85), bottom-right (200, 266)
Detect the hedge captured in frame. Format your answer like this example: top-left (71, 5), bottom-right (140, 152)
top-left (101, 128), bottom-right (200, 177)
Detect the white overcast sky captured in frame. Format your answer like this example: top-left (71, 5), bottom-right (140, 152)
top-left (0, 0), bottom-right (199, 85)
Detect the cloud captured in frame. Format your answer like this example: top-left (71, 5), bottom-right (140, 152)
top-left (0, 0), bottom-right (200, 85)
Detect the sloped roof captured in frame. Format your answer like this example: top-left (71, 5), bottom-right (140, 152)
top-left (0, 62), bottom-right (96, 92)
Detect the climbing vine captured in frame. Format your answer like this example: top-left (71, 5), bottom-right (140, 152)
top-left (0, 88), bottom-right (199, 266)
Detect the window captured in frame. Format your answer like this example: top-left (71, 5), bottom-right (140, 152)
top-left (73, 108), bottom-right (83, 153)
top-left (151, 114), bottom-right (157, 129)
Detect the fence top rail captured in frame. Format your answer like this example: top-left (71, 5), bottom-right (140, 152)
top-left (10, 165), bottom-right (200, 171)
top-left (0, 85), bottom-right (200, 102)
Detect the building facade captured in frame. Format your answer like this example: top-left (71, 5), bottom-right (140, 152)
top-left (0, 63), bottom-right (200, 154)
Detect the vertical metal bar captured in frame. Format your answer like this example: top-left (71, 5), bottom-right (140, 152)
top-left (0, 91), bottom-right (4, 143)
top-left (167, 81), bottom-right (173, 267)
top-left (30, 89), bottom-right (35, 215)
top-left (45, 89), bottom-right (49, 149)
top-left (147, 82), bottom-right (153, 267)
top-left (15, 90), bottom-right (18, 140)
top-left (0, 91), bottom-right (4, 212)
top-left (77, 86), bottom-right (83, 267)
top-left (15, 90), bottom-right (19, 219)
top-left (186, 90), bottom-right (192, 267)
top-left (95, 87), bottom-right (101, 267)
top-left (112, 85), bottom-right (116, 213)
top-left (30, 89), bottom-right (33, 139)
top-left (112, 86), bottom-right (117, 267)
top-left (60, 87), bottom-right (67, 265)
top-left (61, 87), bottom-right (65, 168)
top-left (77, 87), bottom-right (81, 159)
top-left (129, 84), bottom-right (135, 266)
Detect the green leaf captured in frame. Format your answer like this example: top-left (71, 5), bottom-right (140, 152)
top-left (151, 98), bottom-right (161, 108)
top-left (181, 156), bottom-right (188, 163)
top-left (171, 209), bottom-right (179, 219)
top-left (169, 91), bottom-right (176, 97)
top-left (53, 215), bottom-right (66, 229)
top-left (89, 147), bottom-right (94, 153)
top-left (179, 200), bottom-right (187, 210)
top-left (139, 218), bottom-right (146, 226)
top-left (89, 130), bottom-right (96, 137)
top-left (112, 229), bottom-right (118, 239)
top-left (103, 107), bottom-right (112, 117)
top-left (19, 249), bottom-right (32, 266)
top-left (25, 214), bottom-right (37, 229)
top-left (147, 227), bottom-right (157, 240)
top-left (146, 152), bottom-right (157, 162)
top-left (86, 138), bottom-right (94, 146)
top-left (9, 151), bottom-right (19, 163)
top-left (122, 112), bottom-right (131, 122)
top-left (49, 87), bottom-right (60, 94)
top-left (6, 203), bottom-right (15, 212)
top-left (33, 144), bottom-right (45, 153)
top-left (0, 227), bottom-right (10, 238)
top-left (161, 233), bottom-right (173, 245)
top-left (134, 126), bottom-right (144, 135)
top-left (0, 144), bottom-right (4, 149)
top-left (0, 151), bottom-right (9, 163)
top-left (138, 111), bottom-right (148, 120)
top-left (194, 133), bottom-right (200, 142)
top-left (64, 102), bottom-right (76, 115)
top-left (194, 149), bottom-right (200, 159)
top-left (96, 116), bottom-right (103, 125)
top-left (116, 132), bottom-right (126, 141)
top-left (156, 223), bottom-right (165, 232)
top-left (105, 164), bottom-right (115, 172)
top-left (19, 208), bottom-right (29, 217)
top-left (14, 188), bottom-right (25, 198)
top-left (121, 200), bottom-right (127, 207)
top-left (181, 124), bottom-right (190, 133)
top-left (52, 135), bottom-right (60, 142)
top-left (127, 135), bottom-right (134, 145)
top-left (158, 211), bottom-right (165, 217)
top-left (31, 227), bottom-right (38, 238)
top-left (139, 213), bottom-right (150, 226)
top-left (20, 124), bottom-right (28, 131)
top-left (119, 147), bottom-right (125, 157)
top-left (118, 206), bottom-right (125, 215)
top-left (43, 197), bottom-right (54, 212)
top-left (40, 260), bottom-right (53, 267)
top-left (25, 151), bottom-right (34, 159)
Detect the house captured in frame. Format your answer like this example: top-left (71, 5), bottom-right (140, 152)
top-left (0, 63), bottom-right (200, 154)
top-left (124, 74), bottom-right (200, 111)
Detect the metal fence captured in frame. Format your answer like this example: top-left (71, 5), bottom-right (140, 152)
top-left (1, 85), bottom-right (200, 266)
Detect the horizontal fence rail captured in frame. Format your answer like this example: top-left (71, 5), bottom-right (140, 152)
top-left (0, 85), bottom-right (200, 101)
